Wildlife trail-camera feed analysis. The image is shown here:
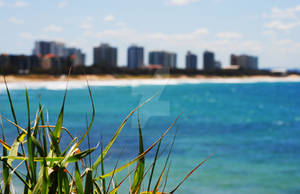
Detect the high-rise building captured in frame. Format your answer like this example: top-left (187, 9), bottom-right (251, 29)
top-left (93, 43), bottom-right (117, 67)
top-left (41, 54), bottom-right (63, 70)
top-left (186, 51), bottom-right (197, 70)
top-left (149, 51), bottom-right (162, 65)
top-left (149, 51), bottom-right (177, 68)
top-left (169, 53), bottom-right (177, 68)
top-left (32, 41), bottom-right (86, 68)
top-left (33, 41), bottom-right (67, 57)
top-left (29, 55), bottom-right (41, 70)
top-left (6, 55), bottom-right (31, 73)
top-left (0, 54), bottom-right (10, 69)
top-left (230, 54), bottom-right (258, 70)
top-left (33, 41), bottom-right (51, 56)
top-left (230, 54), bottom-right (238, 66)
top-left (237, 55), bottom-right (258, 70)
top-left (1, 54), bottom-right (42, 73)
top-left (50, 42), bottom-right (66, 57)
top-left (214, 61), bottom-right (222, 69)
top-left (127, 45), bottom-right (144, 69)
top-left (203, 51), bottom-right (217, 70)
top-left (67, 48), bottom-right (85, 66)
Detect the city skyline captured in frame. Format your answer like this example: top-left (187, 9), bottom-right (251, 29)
top-left (0, 0), bottom-right (300, 69)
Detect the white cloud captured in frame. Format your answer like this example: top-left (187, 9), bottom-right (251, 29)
top-left (80, 23), bottom-right (92, 30)
top-left (263, 5), bottom-right (300, 19)
top-left (167, 0), bottom-right (200, 6)
top-left (84, 28), bottom-right (209, 45)
top-left (275, 39), bottom-right (292, 46)
top-left (265, 20), bottom-right (300, 31)
top-left (216, 32), bottom-right (243, 39)
top-left (8, 16), bottom-right (24, 24)
top-left (58, 1), bottom-right (68, 8)
top-left (80, 17), bottom-right (93, 30)
top-left (19, 32), bottom-right (34, 39)
top-left (146, 28), bottom-right (208, 41)
top-left (13, 1), bottom-right (29, 7)
top-left (0, 1), bottom-right (4, 7)
top-left (193, 28), bottom-right (209, 35)
top-left (85, 28), bottom-right (134, 38)
top-left (116, 22), bottom-right (126, 27)
top-left (104, 15), bottom-right (115, 22)
top-left (240, 41), bottom-right (263, 53)
top-left (43, 24), bottom-right (63, 32)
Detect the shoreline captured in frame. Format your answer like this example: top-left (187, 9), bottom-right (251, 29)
top-left (1, 74), bottom-right (300, 82)
top-left (1, 74), bottom-right (300, 90)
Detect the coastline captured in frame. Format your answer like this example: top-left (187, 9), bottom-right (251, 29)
top-left (1, 74), bottom-right (300, 90)
top-left (2, 74), bottom-right (300, 82)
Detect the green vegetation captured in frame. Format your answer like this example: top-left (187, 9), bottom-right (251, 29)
top-left (0, 77), bottom-right (210, 194)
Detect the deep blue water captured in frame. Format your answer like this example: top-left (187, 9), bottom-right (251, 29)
top-left (0, 82), bottom-right (300, 193)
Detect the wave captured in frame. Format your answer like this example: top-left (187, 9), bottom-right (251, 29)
top-left (1, 77), bottom-right (300, 91)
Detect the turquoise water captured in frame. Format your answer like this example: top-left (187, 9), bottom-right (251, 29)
top-left (0, 82), bottom-right (300, 193)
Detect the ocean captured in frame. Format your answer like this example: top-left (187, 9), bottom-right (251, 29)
top-left (0, 79), bottom-right (300, 194)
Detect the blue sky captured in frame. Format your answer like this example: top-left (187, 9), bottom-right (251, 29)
top-left (0, 0), bottom-right (300, 69)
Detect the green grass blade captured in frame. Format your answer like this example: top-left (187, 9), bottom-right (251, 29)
top-left (26, 88), bottom-right (37, 185)
top-left (47, 127), bottom-right (61, 157)
top-left (106, 148), bottom-right (124, 194)
top-left (77, 81), bottom-right (95, 146)
top-left (95, 113), bottom-right (181, 180)
top-left (170, 154), bottom-right (213, 194)
top-left (93, 181), bottom-right (102, 194)
top-left (31, 136), bottom-right (45, 157)
top-left (66, 146), bottom-right (97, 163)
top-left (147, 140), bottom-right (161, 192)
top-left (60, 143), bottom-right (78, 167)
top-left (39, 102), bottom-right (48, 156)
top-left (1, 119), bottom-right (11, 194)
top-left (48, 169), bottom-right (58, 193)
top-left (4, 77), bottom-right (18, 130)
top-left (15, 147), bottom-right (94, 162)
top-left (1, 159), bottom-right (31, 190)
top-left (57, 167), bottom-right (71, 194)
top-left (100, 137), bottom-right (106, 194)
top-left (92, 95), bottom-right (156, 171)
top-left (41, 160), bottom-right (48, 194)
top-left (4, 78), bottom-right (31, 186)
top-left (152, 131), bottom-right (176, 194)
top-left (54, 81), bottom-right (68, 139)
top-left (131, 116), bottom-right (145, 194)
top-left (0, 138), bottom-right (11, 151)
top-left (84, 168), bottom-right (93, 194)
top-left (75, 162), bottom-right (84, 194)
top-left (109, 169), bottom-right (135, 194)
top-left (32, 160), bottom-right (48, 194)
top-left (8, 132), bottom-right (26, 165)
top-left (1, 146), bottom-right (96, 163)
top-left (152, 166), bottom-right (166, 194)
top-left (162, 162), bottom-right (171, 193)
top-left (50, 79), bottom-right (69, 163)
top-left (57, 167), bottom-right (63, 194)
top-left (33, 107), bottom-right (43, 143)
top-left (62, 169), bottom-right (70, 193)
top-left (62, 137), bottom-right (78, 156)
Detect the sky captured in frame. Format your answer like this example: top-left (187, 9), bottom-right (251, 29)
top-left (0, 0), bottom-right (300, 69)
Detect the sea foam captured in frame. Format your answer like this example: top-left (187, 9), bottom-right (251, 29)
top-left (0, 77), bottom-right (300, 91)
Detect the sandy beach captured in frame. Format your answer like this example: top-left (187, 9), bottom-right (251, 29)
top-left (0, 74), bottom-right (300, 91)
top-left (1, 74), bottom-right (300, 83)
